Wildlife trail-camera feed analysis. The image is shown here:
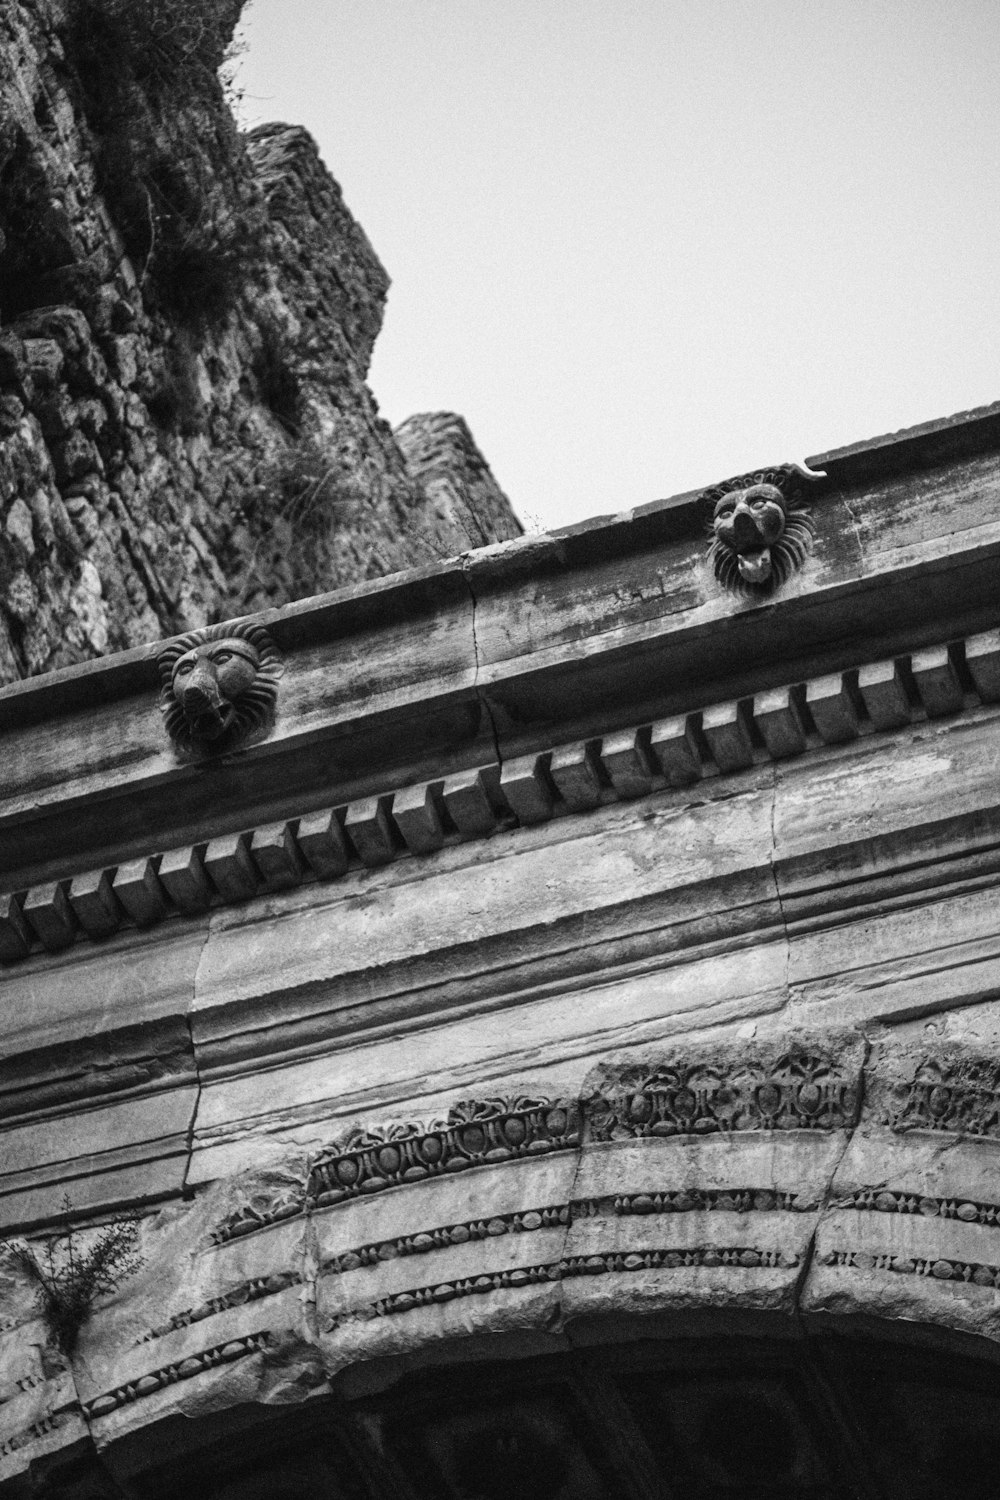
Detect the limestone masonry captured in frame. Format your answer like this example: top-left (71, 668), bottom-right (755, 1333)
top-left (4, 4), bottom-right (1000, 1498)
top-left (0, 0), bottom-right (520, 685)
top-left (1, 391), bottom-right (1000, 1496)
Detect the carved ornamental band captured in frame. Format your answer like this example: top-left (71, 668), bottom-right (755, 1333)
top-left (589, 1051), bottom-right (858, 1140)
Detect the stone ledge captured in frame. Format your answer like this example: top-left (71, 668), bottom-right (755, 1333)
top-left (3, 626), bottom-right (997, 967)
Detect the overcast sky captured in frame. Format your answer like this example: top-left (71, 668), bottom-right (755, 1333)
top-left (236, 1), bottom-right (1000, 530)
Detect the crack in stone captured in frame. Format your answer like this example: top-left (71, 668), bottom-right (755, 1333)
top-left (179, 921), bottom-right (213, 1201)
top-left (840, 485), bottom-right (867, 576)
top-left (791, 1032), bottom-right (870, 1323)
top-left (461, 556), bottom-right (504, 770)
top-left (767, 765), bottom-right (793, 1012)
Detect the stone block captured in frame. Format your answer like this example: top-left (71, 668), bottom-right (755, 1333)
top-left (0, 892), bottom-right (31, 962)
top-left (573, 1133), bottom-right (846, 1206)
top-left (856, 658), bottom-right (911, 729)
top-left (966, 628), bottom-right (1000, 702)
top-left (74, 1157), bottom-right (314, 1428)
top-left (295, 808), bottom-right (349, 879)
top-left (805, 673), bottom-right (860, 744)
top-left (344, 795), bottom-right (396, 866)
top-left (647, 714), bottom-right (702, 786)
top-left (113, 858), bottom-right (170, 927)
top-left (158, 845), bottom-right (213, 913)
top-left (249, 822), bottom-right (305, 890)
top-left (806, 1204), bottom-right (1000, 1348)
top-left (189, 919), bottom-right (787, 1188)
top-left (392, 781), bottom-right (445, 855)
top-left (599, 726), bottom-right (654, 799)
top-left (0, 1083), bottom-right (198, 1225)
top-left (911, 643), bottom-right (964, 717)
top-left (315, 1149), bottom-right (577, 1375)
top-left (23, 881), bottom-right (76, 952)
top-left (561, 1202), bottom-right (808, 1329)
top-left (442, 766), bottom-right (502, 837)
top-left (67, 867), bottom-right (121, 938)
top-left (204, 835), bottom-right (259, 903)
top-left (549, 743), bottom-right (604, 810)
top-left (753, 685), bottom-right (807, 758)
top-left (0, 1353), bottom-right (85, 1490)
top-left (701, 700), bottom-right (755, 772)
top-left (22, 337), bottom-right (63, 385)
top-left (500, 753), bottom-right (554, 824)
top-left (2, 924), bottom-right (208, 1111)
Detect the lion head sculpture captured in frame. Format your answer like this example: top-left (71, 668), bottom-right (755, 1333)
top-left (702, 463), bottom-right (824, 597)
top-left (157, 622), bottom-right (283, 758)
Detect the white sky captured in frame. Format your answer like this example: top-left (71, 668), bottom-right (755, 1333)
top-left (235, 0), bottom-right (1000, 530)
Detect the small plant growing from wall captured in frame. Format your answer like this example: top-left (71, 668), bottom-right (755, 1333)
top-left (1, 1204), bottom-right (143, 1356)
top-left (64, 0), bottom-right (263, 328)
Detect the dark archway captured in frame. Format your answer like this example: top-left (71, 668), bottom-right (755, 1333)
top-left (125, 1331), bottom-right (1000, 1500)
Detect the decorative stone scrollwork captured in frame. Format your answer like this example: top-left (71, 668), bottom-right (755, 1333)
top-left (588, 1050), bottom-right (857, 1140)
top-left (880, 1056), bottom-right (1000, 1138)
top-left (308, 1097), bottom-right (579, 1208)
top-left (702, 463), bottom-right (823, 597)
top-left (157, 621), bottom-right (283, 759)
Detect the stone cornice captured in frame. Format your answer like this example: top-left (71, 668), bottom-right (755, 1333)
top-left (804, 399), bottom-right (1000, 484)
top-left (2, 402), bottom-right (999, 899)
top-left (2, 626), bottom-right (997, 967)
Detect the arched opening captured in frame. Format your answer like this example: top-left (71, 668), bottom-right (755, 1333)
top-left (121, 1327), bottom-right (1000, 1500)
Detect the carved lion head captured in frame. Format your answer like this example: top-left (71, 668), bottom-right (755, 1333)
top-left (157, 622), bottom-right (283, 758)
top-left (702, 464), bottom-right (823, 597)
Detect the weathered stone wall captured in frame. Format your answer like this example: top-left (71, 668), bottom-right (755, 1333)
top-left (0, 0), bottom-right (520, 685)
top-left (1, 401), bottom-right (1000, 1491)
top-left (395, 412), bottom-right (523, 551)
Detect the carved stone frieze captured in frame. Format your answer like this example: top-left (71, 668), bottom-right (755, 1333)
top-left (611, 1187), bottom-right (820, 1215)
top-left (702, 462), bottom-right (821, 596)
top-left (831, 1188), bottom-right (1000, 1227)
top-left (157, 621), bottom-right (283, 759)
top-left (559, 1246), bottom-right (802, 1274)
top-left (328, 1246), bottom-right (801, 1329)
top-left (83, 1331), bottom-right (273, 1420)
top-left (209, 1185), bottom-right (305, 1246)
top-left (325, 1205), bottom-right (573, 1274)
top-left (0, 1372), bottom-right (45, 1405)
top-left (308, 1097), bottom-right (580, 1208)
top-left (136, 1270), bottom-right (301, 1344)
top-left (25, 1034), bottom-right (1000, 1457)
top-left (820, 1247), bottom-right (1000, 1288)
top-left (0, 1405), bottom-right (76, 1459)
top-left (328, 1260), bottom-right (562, 1328)
top-left (587, 1049), bottom-right (858, 1141)
top-left (320, 1187), bottom-right (821, 1278)
top-left (878, 1055), bottom-right (1000, 1139)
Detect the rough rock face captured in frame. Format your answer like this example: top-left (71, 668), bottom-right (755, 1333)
top-left (395, 412), bottom-right (522, 551)
top-left (0, 0), bottom-right (520, 685)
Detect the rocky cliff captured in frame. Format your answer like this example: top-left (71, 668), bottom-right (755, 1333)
top-left (0, 0), bottom-right (521, 684)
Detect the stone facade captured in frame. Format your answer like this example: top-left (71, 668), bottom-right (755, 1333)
top-left (1, 401), bottom-right (1000, 1496)
top-left (0, 0), bottom-right (520, 685)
